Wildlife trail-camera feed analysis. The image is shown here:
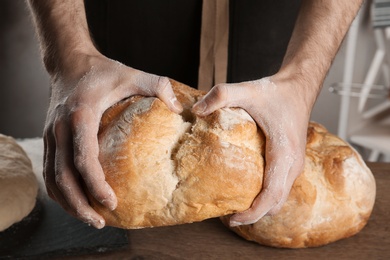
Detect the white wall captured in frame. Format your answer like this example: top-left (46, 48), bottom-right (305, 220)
top-left (311, 1), bottom-right (378, 135)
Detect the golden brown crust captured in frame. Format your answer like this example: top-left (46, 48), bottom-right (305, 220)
top-left (220, 123), bottom-right (376, 248)
top-left (90, 80), bottom-right (264, 228)
top-left (91, 80), bottom-right (375, 249)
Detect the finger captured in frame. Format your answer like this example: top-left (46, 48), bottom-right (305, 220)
top-left (229, 147), bottom-right (294, 226)
top-left (44, 107), bottom-right (82, 211)
top-left (54, 116), bottom-right (106, 229)
top-left (70, 107), bottom-right (117, 211)
top-left (153, 76), bottom-right (183, 114)
top-left (43, 124), bottom-right (68, 205)
top-left (267, 154), bottom-right (304, 215)
top-left (192, 83), bottom-right (250, 116)
top-left (130, 73), bottom-right (182, 113)
top-left (229, 182), bottom-right (286, 227)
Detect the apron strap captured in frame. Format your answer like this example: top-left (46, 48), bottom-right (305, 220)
top-left (198, 0), bottom-right (229, 91)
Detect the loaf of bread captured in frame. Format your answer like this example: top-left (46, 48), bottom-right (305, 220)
top-left (90, 80), bottom-right (264, 228)
top-left (90, 80), bottom-right (376, 248)
top-left (0, 134), bottom-right (38, 231)
top-left (221, 123), bottom-right (376, 248)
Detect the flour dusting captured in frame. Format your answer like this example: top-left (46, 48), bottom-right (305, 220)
top-left (219, 108), bottom-right (254, 130)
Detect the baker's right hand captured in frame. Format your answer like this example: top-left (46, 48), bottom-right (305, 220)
top-left (43, 52), bottom-right (183, 228)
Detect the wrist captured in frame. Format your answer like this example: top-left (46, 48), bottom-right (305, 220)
top-left (276, 62), bottom-right (320, 86)
top-left (43, 32), bottom-right (100, 76)
top-left (56, 44), bottom-right (100, 74)
top-left (271, 65), bottom-right (321, 110)
top-left (27, 0), bottom-right (99, 78)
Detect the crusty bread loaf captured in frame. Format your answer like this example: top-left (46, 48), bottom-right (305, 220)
top-left (90, 80), bottom-right (376, 248)
top-left (90, 80), bottom-right (264, 228)
top-left (221, 123), bottom-right (376, 248)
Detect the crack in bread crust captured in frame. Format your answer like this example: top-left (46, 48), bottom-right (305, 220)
top-left (89, 80), bottom-right (375, 250)
top-left (90, 80), bottom-right (263, 229)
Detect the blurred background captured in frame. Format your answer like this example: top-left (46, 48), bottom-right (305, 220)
top-left (0, 0), bottom-right (49, 138)
top-left (1, 0), bottom-right (389, 161)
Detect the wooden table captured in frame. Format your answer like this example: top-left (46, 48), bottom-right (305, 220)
top-left (59, 162), bottom-right (389, 260)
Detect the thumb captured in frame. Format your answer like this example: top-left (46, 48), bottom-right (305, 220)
top-left (153, 76), bottom-right (183, 114)
top-left (192, 84), bottom-right (234, 116)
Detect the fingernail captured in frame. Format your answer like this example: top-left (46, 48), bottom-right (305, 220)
top-left (229, 220), bottom-right (242, 227)
top-left (173, 99), bottom-right (183, 113)
top-left (169, 97), bottom-right (183, 113)
top-left (109, 203), bottom-right (116, 211)
top-left (94, 218), bottom-right (105, 229)
top-left (192, 101), bottom-right (207, 115)
top-left (102, 199), bottom-right (116, 211)
top-left (86, 218), bottom-right (105, 229)
top-left (101, 188), bottom-right (117, 211)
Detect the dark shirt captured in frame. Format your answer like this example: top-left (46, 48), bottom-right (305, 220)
top-left (85, 0), bottom-right (301, 88)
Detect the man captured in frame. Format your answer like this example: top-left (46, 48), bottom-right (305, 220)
top-left (27, 0), bottom-right (363, 229)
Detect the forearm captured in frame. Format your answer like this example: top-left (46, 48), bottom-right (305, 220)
top-left (278, 0), bottom-right (364, 106)
top-left (27, 0), bottom-right (98, 76)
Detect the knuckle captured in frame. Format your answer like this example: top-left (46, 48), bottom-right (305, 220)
top-left (74, 153), bottom-right (87, 173)
top-left (264, 186), bottom-right (284, 206)
top-left (54, 170), bottom-right (67, 188)
top-left (212, 84), bottom-right (228, 102)
top-left (69, 106), bottom-right (94, 128)
top-left (69, 110), bottom-right (86, 137)
top-left (92, 189), bottom-right (108, 203)
top-left (54, 165), bottom-right (72, 190)
top-left (52, 116), bottom-right (66, 138)
top-left (69, 108), bottom-right (81, 126)
top-left (46, 104), bottom-right (68, 138)
top-left (83, 178), bottom-right (110, 205)
top-left (75, 206), bottom-right (87, 219)
top-left (155, 76), bottom-right (171, 94)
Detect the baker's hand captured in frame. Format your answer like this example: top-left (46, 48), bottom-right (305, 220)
top-left (192, 76), bottom-right (311, 226)
top-left (44, 53), bottom-right (182, 228)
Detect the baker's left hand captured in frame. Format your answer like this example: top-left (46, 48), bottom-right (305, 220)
top-left (192, 75), bottom-right (313, 226)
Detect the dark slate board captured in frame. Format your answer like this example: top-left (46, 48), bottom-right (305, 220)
top-left (0, 196), bottom-right (128, 259)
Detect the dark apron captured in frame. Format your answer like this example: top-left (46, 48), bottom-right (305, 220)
top-left (85, 0), bottom-right (301, 88)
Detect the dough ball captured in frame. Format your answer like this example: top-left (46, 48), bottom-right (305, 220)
top-left (0, 134), bottom-right (39, 231)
